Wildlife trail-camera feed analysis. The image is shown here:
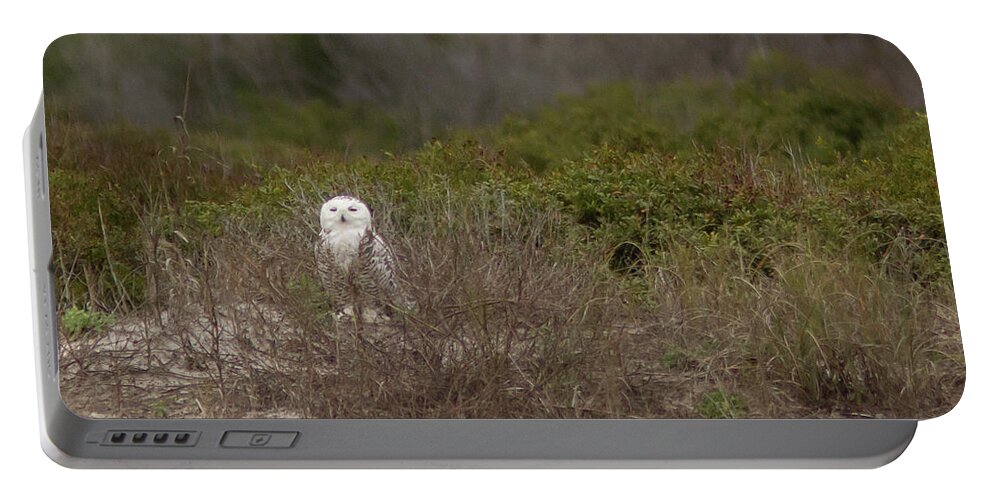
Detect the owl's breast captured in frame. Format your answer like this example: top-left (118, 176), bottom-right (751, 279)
top-left (321, 228), bottom-right (364, 270)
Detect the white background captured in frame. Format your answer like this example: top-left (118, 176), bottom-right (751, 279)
top-left (0, 1), bottom-right (988, 498)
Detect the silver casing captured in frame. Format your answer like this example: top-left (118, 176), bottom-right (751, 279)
top-left (25, 97), bottom-right (917, 468)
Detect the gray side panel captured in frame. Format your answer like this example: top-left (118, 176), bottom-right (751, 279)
top-left (24, 96), bottom-right (67, 465)
top-left (26, 96), bottom-right (916, 469)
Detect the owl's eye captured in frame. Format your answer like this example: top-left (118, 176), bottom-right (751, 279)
top-left (329, 207), bottom-right (338, 212)
top-left (348, 207), bottom-right (358, 212)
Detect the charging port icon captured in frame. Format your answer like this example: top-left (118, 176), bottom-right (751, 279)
top-left (249, 433), bottom-right (272, 446)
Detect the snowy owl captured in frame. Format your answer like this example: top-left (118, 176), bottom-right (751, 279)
top-left (314, 195), bottom-right (412, 322)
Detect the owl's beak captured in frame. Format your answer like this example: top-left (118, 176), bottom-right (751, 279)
top-left (340, 214), bottom-right (347, 223)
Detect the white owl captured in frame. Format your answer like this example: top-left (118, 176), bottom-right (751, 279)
top-left (314, 195), bottom-right (412, 322)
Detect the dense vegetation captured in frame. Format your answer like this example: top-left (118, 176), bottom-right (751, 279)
top-left (50, 55), bottom-right (963, 419)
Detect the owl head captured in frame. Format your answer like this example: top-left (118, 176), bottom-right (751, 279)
top-left (319, 195), bottom-right (373, 233)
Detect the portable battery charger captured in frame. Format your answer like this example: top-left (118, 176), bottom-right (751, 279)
top-left (26, 34), bottom-right (964, 467)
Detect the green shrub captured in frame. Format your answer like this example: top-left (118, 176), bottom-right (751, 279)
top-left (150, 400), bottom-right (168, 418)
top-left (695, 54), bottom-right (904, 161)
top-left (494, 84), bottom-right (675, 171)
top-left (60, 307), bottom-right (114, 339)
top-left (218, 92), bottom-right (405, 151)
top-left (490, 54), bottom-right (905, 172)
top-left (699, 390), bottom-right (747, 418)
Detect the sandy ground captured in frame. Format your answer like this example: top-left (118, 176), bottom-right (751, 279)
top-left (58, 299), bottom-right (718, 419)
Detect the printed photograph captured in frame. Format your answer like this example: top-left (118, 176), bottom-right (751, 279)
top-left (45, 34), bottom-right (964, 419)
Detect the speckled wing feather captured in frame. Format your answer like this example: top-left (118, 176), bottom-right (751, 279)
top-left (356, 229), bottom-right (412, 310)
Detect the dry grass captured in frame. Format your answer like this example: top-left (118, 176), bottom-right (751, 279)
top-left (59, 176), bottom-right (964, 420)
top-left (62, 185), bottom-right (665, 419)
